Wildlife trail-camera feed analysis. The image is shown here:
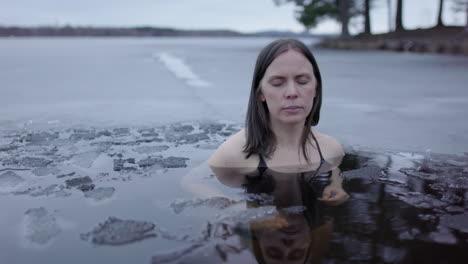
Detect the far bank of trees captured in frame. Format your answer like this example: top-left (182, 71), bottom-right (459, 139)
top-left (274, 0), bottom-right (468, 38)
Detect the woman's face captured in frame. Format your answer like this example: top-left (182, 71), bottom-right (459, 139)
top-left (255, 214), bottom-right (311, 264)
top-left (259, 49), bottom-right (317, 125)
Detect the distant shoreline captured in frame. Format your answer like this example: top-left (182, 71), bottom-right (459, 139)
top-left (317, 26), bottom-right (468, 56)
top-left (0, 26), bottom-right (330, 39)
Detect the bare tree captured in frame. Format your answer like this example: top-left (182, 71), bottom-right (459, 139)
top-left (339, 0), bottom-right (351, 37)
top-left (437, 0), bottom-right (445, 27)
top-left (395, 0), bottom-right (404, 31)
top-left (387, 0), bottom-right (392, 31)
top-left (363, 0), bottom-right (372, 34)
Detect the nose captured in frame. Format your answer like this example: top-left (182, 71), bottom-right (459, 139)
top-left (285, 81), bottom-right (298, 99)
top-left (281, 239), bottom-right (295, 247)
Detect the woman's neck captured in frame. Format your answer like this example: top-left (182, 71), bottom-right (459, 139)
top-left (270, 119), bottom-right (305, 151)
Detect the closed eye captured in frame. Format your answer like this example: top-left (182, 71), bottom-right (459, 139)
top-left (270, 78), bottom-right (285, 87)
top-left (296, 75), bottom-right (311, 85)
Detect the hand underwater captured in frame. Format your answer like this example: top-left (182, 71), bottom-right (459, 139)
top-left (318, 184), bottom-right (349, 206)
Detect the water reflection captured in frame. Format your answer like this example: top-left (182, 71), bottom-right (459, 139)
top-left (242, 169), bottom-right (335, 264)
top-left (155, 162), bottom-right (345, 264)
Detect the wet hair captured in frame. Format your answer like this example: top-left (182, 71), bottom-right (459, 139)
top-left (244, 38), bottom-right (323, 162)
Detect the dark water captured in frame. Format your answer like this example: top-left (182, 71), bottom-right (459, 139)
top-left (325, 153), bottom-right (468, 264)
top-left (152, 143), bottom-right (468, 264)
top-left (0, 121), bottom-right (467, 264)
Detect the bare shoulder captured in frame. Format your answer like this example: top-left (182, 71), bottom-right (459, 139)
top-left (208, 128), bottom-right (248, 168)
top-left (312, 128), bottom-right (345, 159)
top-left (208, 129), bottom-right (255, 187)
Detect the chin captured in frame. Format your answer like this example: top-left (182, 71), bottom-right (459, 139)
top-left (279, 115), bottom-right (307, 125)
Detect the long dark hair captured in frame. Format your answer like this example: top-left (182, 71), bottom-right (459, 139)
top-left (244, 38), bottom-right (323, 162)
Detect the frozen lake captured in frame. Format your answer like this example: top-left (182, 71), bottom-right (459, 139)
top-left (1, 37), bottom-right (467, 154)
top-left (1, 37), bottom-right (468, 264)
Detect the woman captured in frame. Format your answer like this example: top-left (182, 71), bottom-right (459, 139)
top-left (209, 39), bottom-right (348, 206)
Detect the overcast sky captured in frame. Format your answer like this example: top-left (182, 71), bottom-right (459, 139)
top-left (0, 0), bottom-right (466, 34)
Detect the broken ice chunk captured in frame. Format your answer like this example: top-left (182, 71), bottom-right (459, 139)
top-left (71, 151), bottom-right (100, 168)
top-left (170, 197), bottom-right (236, 214)
top-left (0, 171), bottom-right (25, 190)
top-left (20, 157), bottom-right (53, 168)
top-left (23, 207), bottom-right (62, 245)
top-left (65, 176), bottom-right (95, 192)
top-left (84, 187), bottom-right (115, 201)
top-left (80, 217), bottom-right (156, 245)
top-left (32, 167), bottom-right (59, 177)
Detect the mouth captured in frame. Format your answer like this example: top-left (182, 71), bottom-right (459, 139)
top-left (278, 225), bottom-right (301, 234)
top-left (282, 106), bottom-right (302, 110)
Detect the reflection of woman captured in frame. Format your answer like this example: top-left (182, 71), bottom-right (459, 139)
top-left (208, 39), bottom-right (349, 205)
top-left (243, 171), bottom-right (333, 264)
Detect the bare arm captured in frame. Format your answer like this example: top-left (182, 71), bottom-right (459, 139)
top-left (318, 167), bottom-right (349, 206)
top-left (207, 129), bottom-right (253, 188)
top-left (315, 132), bottom-right (349, 206)
top-left (180, 161), bottom-right (230, 198)
top-left (329, 167), bottom-right (344, 188)
top-left (181, 130), bottom-right (251, 197)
